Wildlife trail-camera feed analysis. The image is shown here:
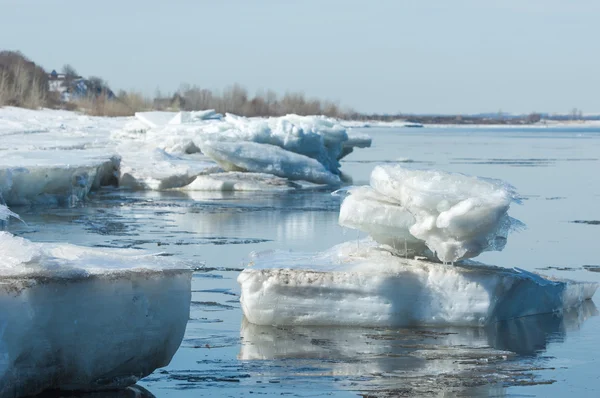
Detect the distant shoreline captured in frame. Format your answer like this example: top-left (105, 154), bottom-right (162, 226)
top-left (340, 118), bottom-right (600, 128)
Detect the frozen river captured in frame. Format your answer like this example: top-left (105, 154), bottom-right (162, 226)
top-left (7, 125), bottom-right (600, 397)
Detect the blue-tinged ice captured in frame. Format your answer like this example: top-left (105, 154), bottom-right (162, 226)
top-left (0, 211), bottom-right (191, 396)
top-left (239, 166), bottom-right (597, 327)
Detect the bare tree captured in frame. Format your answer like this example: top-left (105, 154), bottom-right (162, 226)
top-left (62, 64), bottom-right (79, 79)
top-left (0, 50), bottom-right (49, 108)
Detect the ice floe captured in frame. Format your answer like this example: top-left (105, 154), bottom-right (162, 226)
top-left (201, 141), bottom-right (341, 185)
top-left (117, 145), bottom-right (219, 190)
top-left (0, 107), bottom-right (371, 204)
top-left (239, 166), bottom-right (597, 327)
top-left (239, 240), bottom-right (597, 327)
top-left (0, 221), bottom-right (192, 395)
top-left (0, 150), bottom-right (120, 206)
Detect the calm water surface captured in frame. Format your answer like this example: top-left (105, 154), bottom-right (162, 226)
top-left (10, 126), bottom-right (600, 397)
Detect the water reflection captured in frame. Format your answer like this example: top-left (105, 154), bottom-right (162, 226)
top-left (34, 385), bottom-right (155, 398)
top-left (487, 300), bottom-right (598, 355)
top-left (239, 301), bottom-right (597, 393)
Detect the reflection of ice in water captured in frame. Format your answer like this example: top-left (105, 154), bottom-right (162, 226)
top-left (239, 301), bottom-right (597, 394)
top-left (167, 191), bottom-right (339, 243)
top-left (34, 385), bottom-right (156, 398)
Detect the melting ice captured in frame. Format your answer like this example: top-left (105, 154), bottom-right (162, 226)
top-left (340, 165), bottom-right (521, 263)
top-left (239, 166), bottom-right (598, 327)
top-left (0, 205), bottom-right (192, 396)
top-left (0, 107), bottom-right (372, 206)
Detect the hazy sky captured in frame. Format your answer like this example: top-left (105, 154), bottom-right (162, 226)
top-left (1, 0), bottom-right (598, 114)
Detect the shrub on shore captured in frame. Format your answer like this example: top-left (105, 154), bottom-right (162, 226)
top-left (0, 51), bottom-right (49, 109)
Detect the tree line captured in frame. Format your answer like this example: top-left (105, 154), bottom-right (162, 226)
top-left (0, 50), bottom-right (352, 118)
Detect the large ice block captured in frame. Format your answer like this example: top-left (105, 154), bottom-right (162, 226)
top-left (0, 232), bottom-right (192, 396)
top-left (117, 144), bottom-right (219, 190)
top-left (0, 151), bottom-right (120, 206)
top-left (0, 107), bottom-right (371, 194)
top-left (201, 141), bottom-right (341, 185)
top-left (136, 112), bottom-right (370, 182)
top-left (238, 241), bottom-right (597, 327)
top-left (339, 166), bottom-right (520, 262)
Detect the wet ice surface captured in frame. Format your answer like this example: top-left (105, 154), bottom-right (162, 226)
top-left (13, 125), bottom-right (600, 397)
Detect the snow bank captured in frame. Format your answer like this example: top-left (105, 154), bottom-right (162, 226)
top-left (339, 166), bottom-right (520, 263)
top-left (239, 240), bottom-right (597, 327)
top-left (0, 232), bottom-right (192, 396)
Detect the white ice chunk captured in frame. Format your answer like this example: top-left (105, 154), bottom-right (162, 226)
top-left (340, 165), bottom-right (519, 262)
top-left (338, 186), bottom-right (428, 255)
top-left (370, 166), bottom-right (518, 262)
top-left (0, 107), bottom-right (369, 194)
top-left (0, 151), bottom-right (120, 206)
top-left (340, 131), bottom-right (372, 159)
top-left (168, 110), bottom-right (222, 125)
top-left (181, 172), bottom-right (304, 192)
top-left (118, 144), bottom-right (220, 190)
top-left (201, 141), bottom-right (342, 185)
top-left (0, 204), bottom-right (19, 231)
top-left (239, 240), bottom-right (597, 327)
top-left (134, 110), bottom-right (223, 129)
top-left (0, 232), bottom-right (192, 396)
top-left (141, 113), bottom-right (369, 179)
top-left (0, 205), bottom-right (17, 223)
top-left (134, 111), bottom-right (178, 129)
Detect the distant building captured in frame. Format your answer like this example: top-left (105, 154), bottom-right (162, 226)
top-left (47, 69), bottom-right (114, 102)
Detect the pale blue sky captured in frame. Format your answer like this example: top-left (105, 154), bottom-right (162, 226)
top-left (1, 0), bottom-right (598, 114)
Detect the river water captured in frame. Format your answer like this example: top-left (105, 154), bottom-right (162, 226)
top-left (10, 126), bottom-right (600, 397)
